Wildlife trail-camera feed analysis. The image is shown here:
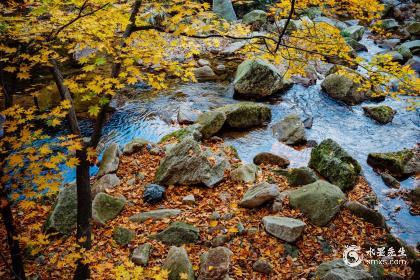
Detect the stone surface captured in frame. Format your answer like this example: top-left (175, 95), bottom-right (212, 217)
top-left (316, 260), bottom-right (373, 280)
top-left (363, 105), bottom-right (396, 124)
top-left (253, 259), bottom-right (273, 274)
top-left (123, 138), bottom-right (149, 155)
top-left (399, 40), bottom-right (420, 55)
top-left (406, 22), bottom-right (420, 36)
top-left (262, 216), bottom-right (306, 242)
top-left (233, 59), bottom-right (285, 99)
top-left (92, 193), bottom-right (126, 225)
top-left (143, 184), bottom-right (165, 204)
top-left (381, 173), bottom-right (400, 189)
top-left (194, 66), bottom-right (217, 81)
top-left (92, 174), bottom-right (121, 196)
top-left (155, 138), bottom-right (230, 187)
top-left (213, 0), bottom-right (237, 22)
top-left (380, 19), bottom-right (399, 30)
top-left (309, 139), bottom-right (361, 191)
top-left (405, 56), bottom-right (420, 74)
top-left (129, 209), bottom-right (182, 223)
top-left (198, 247), bottom-right (233, 280)
top-left (182, 194), bottom-right (196, 205)
top-left (240, 182), bottom-right (280, 208)
top-left (163, 246), bottom-right (195, 280)
top-left (230, 163), bottom-right (258, 183)
top-left (160, 124), bottom-right (203, 143)
top-left (314, 17), bottom-right (347, 30)
top-left (45, 184), bottom-right (77, 234)
top-left (253, 152), bottom-right (290, 167)
top-left (345, 201), bottom-right (386, 228)
top-left (131, 243), bottom-right (152, 266)
top-left (242, 10), bottom-right (267, 29)
top-left (113, 226), bottom-right (135, 245)
top-left (342, 25), bottom-right (365, 41)
top-left (216, 102), bottom-right (271, 129)
top-left (98, 143), bottom-right (121, 177)
top-left (345, 37), bottom-right (368, 52)
top-left (289, 180), bottom-right (345, 226)
top-left (275, 167), bottom-right (318, 186)
top-left (152, 222), bottom-right (199, 246)
top-left (272, 114), bottom-right (306, 145)
top-left (196, 111), bottom-right (226, 139)
top-left (367, 148), bottom-right (419, 178)
top-left (198, 59), bottom-right (211, 67)
top-left (177, 105), bottom-right (201, 125)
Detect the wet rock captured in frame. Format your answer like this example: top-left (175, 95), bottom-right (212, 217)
top-left (233, 59), bottom-right (285, 100)
top-left (380, 19), bottom-right (399, 30)
top-left (155, 138), bottom-right (230, 187)
top-left (198, 247), bottom-right (233, 280)
top-left (98, 143), bottom-right (121, 177)
top-left (45, 184), bottom-right (77, 234)
top-left (131, 243), bottom-right (152, 266)
top-left (216, 102), bottom-right (271, 129)
top-left (399, 40), bottom-right (420, 55)
top-left (160, 124), bottom-right (202, 143)
top-left (129, 209), bottom-right (181, 223)
top-left (92, 193), bottom-right (126, 225)
top-left (123, 138), bottom-right (149, 155)
top-left (196, 111), bottom-right (226, 139)
top-left (177, 105), bottom-right (201, 125)
top-left (381, 173), bottom-right (400, 189)
top-left (182, 194), bottom-right (196, 205)
top-left (253, 259), bottom-right (273, 274)
top-left (397, 45), bottom-right (413, 61)
top-left (409, 186), bottom-right (420, 206)
top-left (194, 66), bottom-right (217, 82)
top-left (113, 226), bottom-right (135, 245)
top-left (242, 10), bottom-right (267, 29)
top-left (143, 184), bottom-right (165, 204)
top-left (275, 167), bottom-right (318, 186)
top-left (213, 0), bottom-right (237, 22)
top-left (309, 139), bottom-right (361, 191)
top-left (272, 114), bottom-right (306, 145)
top-left (345, 201), bottom-right (387, 228)
top-left (289, 180), bottom-right (345, 226)
top-left (253, 152), bottom-right (290, 168)
top-left (92, 174), bottom-right (121, 196)
top-left (406, 22), bottom-right (420, 37)
top-left (342, 25), bottom-right (365, 41)
top-left (303, 116), bottom-right (313, 128)
top-left (230, 163), bottom-right (258, 183)
top-left (367, 148), bottom-right (419, 178)
top-left (316, 259), bottom-right (373, 280)
top-left (163, 246), bottom-right (195, 280)
top-left (262, 216), bottom-right (306, 242)
top-left (345, 38), bottom-right (368, 52)
top-left (151, 222), bottom-right (199, 246)
top-left (378, 38), bottom-right (400, 49)
top-left (239, 182), bottom-right (279, 208)
top-left (363, 105), bottom-right (396, 124)
top-left (313, 17), bottom-right (347, 30)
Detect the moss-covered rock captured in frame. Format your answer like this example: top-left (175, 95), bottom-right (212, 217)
top-left (159, 124), bottom-right (202, 143)
top-left (275, 167), bottom-right (318, 186)
top-left (163, 246), bottom-right (195, 280)
top-left (92, 193), bottom-right (126, 225)
top-left (309, 139), bottom-right (361, 191)
top-left (216, 102), bottom-right (271, 129)
top-left (341, 25), bottom-right (365, 41)
top-left (362, 105), bottom-right (396, 124)
top-left (113, 226), bottom-right (135, 245)
top-left (151, 222), bottom-right (199, 246)
top-left (242, 10), bottom-right (267, 29)
top-left (196, 111), bottom-right (226, 139)
top-left (367, 149), bottom-right (419, 178)
top-left (271, 114), bottom-right (306, 145)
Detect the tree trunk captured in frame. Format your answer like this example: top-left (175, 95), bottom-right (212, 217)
top-left (0, 70), bottom-right (15, 109)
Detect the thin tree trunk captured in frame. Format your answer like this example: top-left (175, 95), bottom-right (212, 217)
top-left (0, 70), bottom-right (15, 109)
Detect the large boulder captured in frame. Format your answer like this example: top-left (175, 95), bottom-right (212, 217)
top-left (242, 10), bottom-right (267, 29)
top-left (316, 259), bottom-right (373, 280)
top-left (196, 111), bottom-right (226, 139)
top-left (367, 148), bottom-right (419, 178)
top-left (92, 193), bottom-right (126, 225)
top-left (362, 105), bottom-right (396, 124)
top-left (129, 209), bottom-right (182, 223)
top-left (230, 163), bottom-right (258, 183)
top-left (216, 102), bottom-right (271, 129)
top-left (289, 180), bottom-right (346, 226)
top-left (213, 0), bottom-right (237, 22)
top-left (253, 152), bottom-right (290, 168)
top-left (309, 139), bottom-right (361, 191)
top-left (163, 246), bottom-right (195, 280)
top-left (45, 184), bottom-right (77, 234)
top-left (262, 216), bottom-right (306, 242)
top-left (239, 182), bottom-right (280, 208)
top-left (151, 222), bottom-right (199, 246)
top-left (342, 25), bottom-right (365, 41)
top-left (345, 201), bottom-right (386, 228)
top-left (399, 40), bottom-right (420, 55)
top-left (98, 143), bottom-right (121, 177)
top-left (155, 138), bottom-right (230, 187)
top-left (92, 174), bottom-right (121, 196)
top-left (233, 59), bottom-right (285, 100)
top-left (272, 114), bottom-right (306, 145)
top-left (275, 167), bottom-right (318, 186)
top-left (198, 247), bottom-right (233, 280)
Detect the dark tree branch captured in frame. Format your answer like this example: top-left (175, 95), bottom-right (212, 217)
top-left (274, 0), bottom-right (295, 53)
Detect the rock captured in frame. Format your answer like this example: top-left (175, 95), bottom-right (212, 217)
top-left (155, 138), bottom-right (230, 187)
top-left (397, 45), bottom-right (413, 61)
top-left (406, 22), bottom-right (420, 36)
top-left (196, 111), bottom-right (226, 139)
top-left (242, 10), bottom-right (267, 29)
top-left (253, 152), bottom-right (290, 167)
top-left (272, 114), bottom-right (306, 145)
top-left (345, 38), bottom-right (368, 52)
top-left (405, 56), bottom-right (420, 73)
top-left (213, 0), bottom-right (237, 22)
top-left (276, 167), bottom-right (318, 186)
top-left (131, 243), bottom-right (152, 266)
top-left (92, 193), bottom-right (126, 225)
top-left (194, 66), bottom-right (217, 81)
top-left (45, 184), bottom-right (77, 234)
top-left (367, 148), bottom-right (419, 178)
top-left (230, 163), bottom-right (258, 183)
top-left (262, 216), bottom-right (306, 242)
top-left (233, 59), bottom-right (285, 100)
top-left (317, 259), bottom-right (373, 280)
top-left (143, 184), bottom-right (165, 204)
top-left (363, 105), bottom-right (396, 124)
top-left (385, 272), bottom-right (404, 280)
top-left (129, 209), bottom-right (181, 223)
top-left (309, 139), bottom-right (361, 191)
top-left (378, 38), bottom-right (401, 49)
top-left (182, 194), bottom-right (196, 205)
top-left (239, 182), bottom-right (280, 208)
top-left (92, 174), bottom-right (121, 196)
top-left (112, 226), bottom-right (135, 245)
top-left (98, 143), bottom-right (121, 177)
top-left (123, 138), bottom-right (149, 155)
top-left (345, 201), bottom-right (386, 228)
top-left (289, 180), bottom-right (346, 226)
top-left (342, 25), bottom-right (365, 41)
top-left (216, 102), bottom-right (271, 129)
top-left (160, 124), bottom-right (202, 143)
top-left (163, 246), bottom-right (195, 280)
top-left (303, 116), bottom-right (313, 128)
top-left (253, 259), bottom-right (273, 274)
top-left (381, 51), bottom-right (404, 62)
top-left (399, 40), bottom-right (420, 55)
top-left (369, 263), bottom-right (385, 280)
top-left (220, 40), bottom-right (247, 55)
top-left (198, 247), bottom-right (232, 280)
top-left (198, 59), bottom-right (211, 67)
top-left (215, 64), bottom-right (226, 73)
top-left (152, 222), bottom-right (199, 246)
top-left (314, 17), bottom-right (347, 30)
top-left (177, 105), bottom-right (201, 125)
top-left (409, 186), bottom-right (420, 206)
top-left (211, 235), bottom-right (230, 247)
top-left (271, 191), bottom-right (289, 212)
top-left (381, 173), bottom-right (400, 189)
top-left (380, 19), bottom-right (399, 30)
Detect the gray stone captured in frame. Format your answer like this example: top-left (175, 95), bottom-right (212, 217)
top-left (213, 0), bottom-right (237, 22)
top-left (98, 143), bottom-right (121, 176)
top-left (253, 259), bottom-right (273, 274)
top-left (367, 148), bottom-right (419, 178)
top-left (163, 246), bottom-right (195, 280)
top-left (155, 138), bottom-right (230, 187)
top-left (289, 180), bottom-right (345, 226)
top-left (45, 184), bottom-right (77, 234)
top-left (239, 182), bottom-right (279, 208)
top-left (363, 105), bottom-right (396, 124)
top-left (262, 216), bottom-right (305, 242)
top-left (253, 152), bottom-right (290, 167)
top-left (198, 247), bottom-right (233, 280)
top-left (381, 51), bottom-right (404, 62)
top-left (397, 45), bottom-right (413, 61)
top-left (194, 66), bottom-right (217, 81)
top-left (316, 260), bottom-right (368, 279)
top-left (345, 201), bottom-right (387, 228)
top-left (182, 194), bottom-right (196, 205)
top-left (211, 235), bottom-right (230, 247)
top-left (151, 222), bottom-right (199, 246)
top-left (129, 209), bottom-right (182, 223)
top-left (131, 243), bottom-right (152, 266)
top-left (230, 163), bottom-right (258, 183)
top-left (92, 174), bottom-right (121, 196)
top-left (405, 56), bottom-right (420, 74)
top-left (313, 17), bottom-right (347, 30)
top-left (345, 38), bottom-right (368, 52)
top-left (317, 259), bottom-right (373, 280)
top-left (196, 111), bottom-right (226, 139)
top-left (123, 138), bottom-right (149, 155)
top-left (113, 226), bottom-right (135, 245)
top-left (220, 41), bottom-right (247, 55)
top-left (272, 114), bottom-right (306, 145)
top-left (92, 193), bottom-right (126, 225)
top-left (399, 40), bottom-right (420, 55)
top-left (381, 173), bottom-right (400, 189)
top-left (143, 184), bottom-right (165, 204)
top-left (242, 10), bottom-right (267, 29)
top-left (178, 105), bottom-right (201, 125)
top-left (342, 25), bottom-right (365, 41)
top-left (380, 19), bottom-right (399, 30)
top-left (198, 59), bottom-right (211, 67)
top-left (378, 38), bottom-right (400, 49)
top-left (216, 102), bottom-right (271, 129)
top-left (275, 167), bottom-right (318, 186)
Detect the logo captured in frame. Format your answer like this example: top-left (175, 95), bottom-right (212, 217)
top-left (343, 245), bottom-right (363, 267)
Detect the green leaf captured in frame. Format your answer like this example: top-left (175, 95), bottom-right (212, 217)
top-left (95, 57), bottom-right (107, 66)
